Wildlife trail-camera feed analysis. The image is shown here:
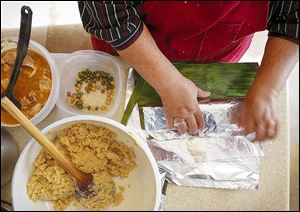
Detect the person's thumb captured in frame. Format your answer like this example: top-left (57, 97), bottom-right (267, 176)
top-left (197, 87), bottom-right (211, 98)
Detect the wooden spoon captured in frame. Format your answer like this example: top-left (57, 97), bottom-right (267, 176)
top-left (2, 6), bottom-right (95, 199)
top-left (1, 96), bottom-right (96, 199)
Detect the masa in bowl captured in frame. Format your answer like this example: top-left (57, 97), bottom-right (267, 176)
top-left (12, 116), bottom-right (161, 211)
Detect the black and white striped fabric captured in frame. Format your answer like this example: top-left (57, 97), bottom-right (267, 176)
top-left (78, 1), bottom-right (143, 50)
top-left (268, 1), bottom-right (299, 44)
top-left (78, 1), bottom-right (299, 51)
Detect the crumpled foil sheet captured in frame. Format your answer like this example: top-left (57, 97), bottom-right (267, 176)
top-left (125, 69), bottom-right (263, 190)
top-left (142, 105), bottom-right (263, 189)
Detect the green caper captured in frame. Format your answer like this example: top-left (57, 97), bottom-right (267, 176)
top-left (85, 87), bottom-right (91, 93)
top-left (95, 106), bottom-right (99, 111)
top-left (87, 105), bottom-right (91, 110)
top-left (106, 84), bottom-right (113, 90)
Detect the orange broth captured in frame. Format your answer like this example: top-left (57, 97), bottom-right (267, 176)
top-left (1, 49), bottom-right (52, 125)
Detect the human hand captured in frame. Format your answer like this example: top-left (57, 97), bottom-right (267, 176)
top-left (233, 86), bottom-right (279, 141)
top-left (158, 75), bottom-right (210, 135)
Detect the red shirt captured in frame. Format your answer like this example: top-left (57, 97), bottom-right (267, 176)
top-left (78, 1), bottom-right (299, 62)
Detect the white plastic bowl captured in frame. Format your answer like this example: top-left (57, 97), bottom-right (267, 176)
top-left (1, 37), bottom-right (59, 127)
top-left (56, 50), bottom-right (123, 119)
top-left (12, 115), bottom-right (161, 211)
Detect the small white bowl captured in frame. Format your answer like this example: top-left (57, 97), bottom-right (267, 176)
top-left (12, 115), bottom-right (161, 211)
top-left (1, 37), bottom-right (59, 127)
top-left (56, 50), bottom-right (123, 119)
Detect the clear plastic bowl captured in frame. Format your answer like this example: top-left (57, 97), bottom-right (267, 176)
top-left (1, 37), bottom-right (59, 127)
top-left (56, 50), bottom-right (123, 119)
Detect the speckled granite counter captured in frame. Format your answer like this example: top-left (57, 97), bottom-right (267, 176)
top-left (1, 26), bottom-right (290, 210)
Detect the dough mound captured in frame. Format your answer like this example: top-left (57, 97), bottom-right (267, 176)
top-left (27, 123), bottom-right (136, 211)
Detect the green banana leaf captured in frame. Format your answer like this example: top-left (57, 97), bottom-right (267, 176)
top-left (121, 73), bottom-right (147, 124)
top-left (121, 62), bottom-right (259, 125)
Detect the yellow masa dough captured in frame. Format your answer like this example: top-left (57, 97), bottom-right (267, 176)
top-left (27, 123), bottom-right (136, 211)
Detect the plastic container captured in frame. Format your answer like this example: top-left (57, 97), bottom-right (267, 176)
top-left (56, 50), bottom-right (123, 119)
top-left (1, 37), bottom-right (59, 127)
top-left (12, 115), bottom-right (161, 211)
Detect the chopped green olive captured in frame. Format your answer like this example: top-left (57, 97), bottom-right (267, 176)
top-left (69, 69), bottom-right (115, 111)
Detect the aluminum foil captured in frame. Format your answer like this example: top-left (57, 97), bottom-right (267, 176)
top-left (143, 105), bottom-right (263, 162)
top-left (124, 69), bottom-right (263, 190)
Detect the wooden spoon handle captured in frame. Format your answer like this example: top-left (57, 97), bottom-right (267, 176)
top-left (1, 97), bottom-right (88, 182)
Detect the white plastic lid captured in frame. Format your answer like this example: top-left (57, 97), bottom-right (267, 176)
top-left (56, 50), bottom-right (123, 119)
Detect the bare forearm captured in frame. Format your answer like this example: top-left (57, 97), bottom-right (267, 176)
top-left (236, 36), bottom-right (298, 141)
top-left (250, 36), bottom-right (299, 95)
top-left (116, 24), bottom-right (210, 133)
top-left (117, 24), bottom-right (181, 96)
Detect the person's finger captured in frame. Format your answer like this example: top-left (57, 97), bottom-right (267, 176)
top-left (233, 103), bottom-right (245, 128)
top-left (174, 117), bottom-right (187, 135)
top-left (164, 111), bottom-right (174, 129)
top-left (272, 110), bottom-right (279, 138)
top-left (254, 122), bottom-right (267, 142)
top-left (194, 110), bottom-right (205, 129)
top-left (231, 105), bottom-right (245, 136)
top-left (186, 115), bottom-right (198, 134)
top-left (173, 117), bottom-right (187, 135)
top-left (197, 87), bottom-right (211, 98)
top-left (265, 112), bottom-right (276, 140)
top-left (236, 111), bottom-right (245, 129)
top-left (240, 118), bottom-right (255, 136)
top-left (266, 120), bottom-right (276, 140)
top-left (230, 105), bottom-right (239, 124)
